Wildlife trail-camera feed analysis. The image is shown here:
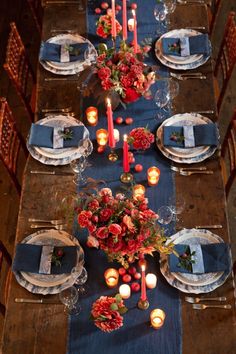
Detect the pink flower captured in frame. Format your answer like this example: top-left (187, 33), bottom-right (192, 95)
top-left (87, 235), bottom-right (99, 248)
top-left (99, 188), bottom-right (112, 197)
top-left (100, 208), bottom-right (113, 222)
top-left (108, 223), bottom-right (122, 235)
top-left (96, 226), bottom-right (109, 239)
top-left (88, 199), bottom-right (100, 210)
top-left (98, 67), bottom-right (111, 81)
top-left (123, 215), bottom-right (136, 232)
top-left (78, 210), bottom-right (92, 227)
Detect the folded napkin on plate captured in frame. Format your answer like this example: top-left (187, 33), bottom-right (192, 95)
top-left (162, 34), bottom-right (210, 57)
top-left (12, 244), bottom-right (78, 274)
top-left (169, 243), bottom-right (230, 274)
top-left (28, 123), bottom-right (85, 148)
top-left (163, 123), bottom-right (218, 148)
top-left (39, 41), bottom-right (89, 63)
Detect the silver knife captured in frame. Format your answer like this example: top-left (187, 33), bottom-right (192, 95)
top-left (15, 298), bottom-right (61, 304)
top-left (30, 170), bottom-right (74, 176)
top-left (195, 225), bottom-right (223, 229)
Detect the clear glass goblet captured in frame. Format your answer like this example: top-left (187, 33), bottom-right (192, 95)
top-left (70, 156), bottom-right (88, 186)
top-left (157, 206), bottom-right (173, 225)
top-left (154, 79), bottom-right (179, 120)
top-left (164, 0), bottom-right (176, 25)
top-left (59, 286), bottom-right (81, 316)
top-left (168, 195), bottom-right (186, 222)
top-left (73, 267), bottom-right (88, 295)
top-left (153, 3), bottom-right (167, 35)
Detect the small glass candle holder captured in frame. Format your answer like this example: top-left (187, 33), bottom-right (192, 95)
top-left (147, 166), bottom-right (160, 186)
top-left (150, 309), bottom-right (166, 329)
top-left (128, 18), bottom-right (135, 31)
top-left (96, 129), bottom-right (108, 146)
top-left (114, 129), bottom-right (120, 143)
top-left (145, 273), bottom-right (157, 289)
top-left (86, 106), bottom-right (98, 126)
top-left (119, 284), bottom-right (131, 299)
top-left (104, 268), bottom-right (119, 288)
top-left (133, 184), bottom-right (145, 199)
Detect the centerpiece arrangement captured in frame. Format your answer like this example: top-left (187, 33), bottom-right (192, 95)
top-left (77, 187), bottom-right (174, 268)
top-left (127, 127), bottom-right (155, 151)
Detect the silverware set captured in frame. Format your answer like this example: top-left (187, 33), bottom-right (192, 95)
top-left (30, 170), bottom-right (74, 176)
top-left (177, 0), bottom-right (205, 5)
top-left (15, 298), bottom-right (61, 304)
top-left (41, 106), bottom-right (72, 113)
top-left (28, 218), bottom-right (67, 230)
top-left (171, 166), bottom-right (213, 176)
top-left (195, 224), bottom-right (223, 229)
top-left (185, 296), bottom-right (231, 310)
top-left (170, 72), bottom-right (206, 81)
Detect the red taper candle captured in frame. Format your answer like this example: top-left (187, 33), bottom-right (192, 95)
top-left (132, 9), bottom-right (138, 54)
top-left (123, 134), bottom-right (130, 173)
top-left (122, 0), bottom-right (127, 40)
top-left (111, 0), bottom-right (117, 38)
top-left (106, 98), bottom-right (116, 148)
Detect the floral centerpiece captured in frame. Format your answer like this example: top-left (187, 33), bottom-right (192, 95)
top-left (77, 187), bottom-right (173, 268)
top-left (96, 14), bottom-right (122, 39)
top-left (128, 127), bottom-right (155, 151)
top-left (91, 294), bottom-right (128, 332)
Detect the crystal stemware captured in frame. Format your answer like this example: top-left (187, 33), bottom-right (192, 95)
top-left (154, 1), bottom-right (176, 34)
top-left (157, 206), bottom-right (173, 225)
top-left (59, 286), bottom-right (81, 315)
top-left (72, 267), bottom-right (88, 295)
top-left (168, 195), bottom-right (186, 222)
top-left (70, 156), bottom-right (88, 186)
top-left (154, 78), bottom-right (179, 120)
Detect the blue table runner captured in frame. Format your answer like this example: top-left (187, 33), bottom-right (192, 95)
top-left (68, 1), bottom-right (181, 353)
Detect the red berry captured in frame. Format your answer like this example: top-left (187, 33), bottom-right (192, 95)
top-left (131, 3), bottom-right (137, 10)
top-left (135, 164), bottom-right (143, 172)
top-left (118, 267), bottom-right (127, 276)
top-left (130, 157), bottom-right (135, 164)
top-left (128, 151), bottom-right (134, 158)
top-left (115, 117), bottom-right (123, 124)
top-left (95, 7), bottom-right (102, 14)
top-left (131, 282), bottom-right (140, 292)
top-left (125, 117), bottom-right (133, 125)
top-left (116, 4), bottom-right (122, 11)
top-left (128, 266), bottom-right (137, 275)
top-left (107, 8), bottom-right (112, 15)
top-left (91, 215), bottom-right (98, 223)
top-left (101, 2), bottom-right (109, 9)
top-left (97, 146), bottom-right (105, 153)
top-left (134, 272), bottom-right (141, 280)
top-left (103, 195), bottom-right (110, 203)
top-left (57, 249), bottom-right (63, 257)
top-left (122, 274), bottom-right (132, 283)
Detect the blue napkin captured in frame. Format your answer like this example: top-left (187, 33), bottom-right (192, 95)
top-left (12, 244), bottom-right (78, 274)
top-left (163, 124), bottom-right (218, 148)
top-left (28, 123), bottom-right (85, 148)
top-left (162, 34), bottom-right (210, 56)
top-left (39, 41), bottom-right (89, 62)
top-left (169, 243), bottom-right (230, 274)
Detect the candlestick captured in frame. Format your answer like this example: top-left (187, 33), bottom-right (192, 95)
top-left (128, 18), bottom-right (135, 31)
top-left (132, 9), bottom-right (138, 54)
top-left (106, 98), bottom-right (116, 150)
top-left (119, 284), bottom-right (131, 299)
top-left (96, 129), bottom-right (108, 146)
top-left (145, 273), bottom-right (157, 289)
top-left (113, 129), bottom-right (120, 143)
top-left (111, 0), bottom-right (117, 38)
top-left (86, 106), bottom-right (98, 126)
top-left (150, 309), bottom-right (166, 329)
top-left (133, 184), bottom-right (145, 199)
top-left (137, 257), bottom-right (149, 310)
top-left (104, 268), bottom-right (119, 288)
top-left (122, 0), bottom-right (127, 40)
top-left (123, 134), bottom-right (129, 173)
top-left (147, 166), bottom-right (160, 186)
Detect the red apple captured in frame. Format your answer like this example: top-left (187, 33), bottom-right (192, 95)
top-left (135, 164), bottom-right (143, 172)
top-left (95, 8), bottom-right (102, 14)
top-left (131, 3), bottom-right (137, 10)
top-left (125, 117), bottom-right (133, 125)
top-left (128, 266), bottom-right (137, 275)
top-left (134, 272), bottom-right (141, 280)
top-left (115, 117), bottom-right (123, 124)
top-left (101, 2), bottom-right (109, 9)
top-left (97, 146), bottom-right (105, 153)
top-left (122, 274), bottom-right (132, 283)
top-left (116, 4), bottom-right (122, 11)
top-left (118, 267), bottom-right (127, 276)
top-left (131, 282), bottom-right (140, 292)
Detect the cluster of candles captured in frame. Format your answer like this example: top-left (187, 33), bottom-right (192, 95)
top-left (104, 267), bottom-right (165, 329)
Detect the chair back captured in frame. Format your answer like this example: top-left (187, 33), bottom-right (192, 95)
top-left (221, 109), bottom-right (236, 198)
top-left (0, 98), bottom-right (28, 195)
top-left (209, 0), bottom-right (222, 35)
top-left (3, 22), bottom-right (36, 123)
top-left (27, 0), bottom-right (43, 34)
top-left (214, 12), bottom-right (236, 113)
top-left (0, 241), bottom-right (12, 316)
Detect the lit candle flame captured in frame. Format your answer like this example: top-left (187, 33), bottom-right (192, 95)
top-left (106, 98), bottom-right (111, 106)
top-left (123, 134), bottom-right (127, 142)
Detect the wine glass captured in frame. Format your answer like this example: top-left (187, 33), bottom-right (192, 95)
top-left (168, 195), bottom-right (186, 222)
top-left (59, 286), bottom-right (81, 316)
top-left (157, 206), bottom-right (173, 225)
top-left (154, 78), bottom-right (179, 120)
top-left (70, 156), bottom-right (88, 186)
top-left (164, 0), bottom-right (176, 25)
top-left (72, 267), bottom-right (88, 295)
top-left (153, 3), bottom-right (167, 35)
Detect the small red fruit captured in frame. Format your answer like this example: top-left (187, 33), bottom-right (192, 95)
top-left (118, 267), bottom-right (127, 276)
top-left (115, 117), bottom-right (123, 124)
top-left (128, 266), bottom-right (137, 275)
top-left (135, 164), bottom-right (143, 172)
top-left (134, 272), bottom-right (141, 280)
top-left (125, 117), bottom-right (133, 125)
top-left (91, 215), bottom-right (98, 223)
top-left (116, 4), bottom-right (122, 11)
top-left (131, 3), bottom-right (137, 10)
top-left (122, 274), bottom-right (132, 283)
top-left (101, 2), bottom-right (109, 9)
top-left (95, 8), bottom-right (102, 14)
top-left (97, 146), bottom-right (105, 153)
top-left (57, 249), bottom-right (64, 257)
top-left (107, 8), bottom-right (112, 16)
top-left (130, 157), bottom-right (135, 164)
top-left (131, 282), bottom-right (140, 292)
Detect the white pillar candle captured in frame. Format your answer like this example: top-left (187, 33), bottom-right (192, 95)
top-left (145, 273), bottom-right (157, 289)
top-left (119, 284), bottom-right (131, 299)
top-left (114, 129), bottom-right (120, 142)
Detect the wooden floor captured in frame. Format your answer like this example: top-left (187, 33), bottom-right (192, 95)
top-left (0, 0), bottom-right (236, 347)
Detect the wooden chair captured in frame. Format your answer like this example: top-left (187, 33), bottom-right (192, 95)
top-left (4, 22), bottom-right (36, 123)
top-left (0, 241), bottom-right (12, 316)
top-left (208, 0), bottom-right (222, 35)
top-left (27, 0), bottom-right (43, 35)
top-left (0, 98), bottom-right (28, 196)
top-left (214, 12), bottom-right (236, 114)
top-left (220, 109), bottom-right (236, 198)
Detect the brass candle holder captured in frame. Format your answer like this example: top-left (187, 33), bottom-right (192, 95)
top-left (120, 172), bottom-right (133, 183)
top-left (137, 298), bottom-right (150, 310)
top-left (108, 149), bottom-right (118, 162)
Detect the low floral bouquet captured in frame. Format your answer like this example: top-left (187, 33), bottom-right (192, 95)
top-left (128, 127), bottom-right (155, 151)
top-left (91, 294), bottom-right (128, 332)
top-left (77, 187), bottom-right (173, 268)
top-left (96, 14), bottom-right (122, 39)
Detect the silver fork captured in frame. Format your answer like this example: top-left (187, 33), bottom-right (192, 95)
top-left (180, 170), bottom-right (214, 176)
top-left (171, 166), bottom-right (207, 172)
top-left (193, 304), bottom-right (231, 310)
top-left (30, 224), bottom-right (66, 230)
top-left (170, 73), bottom-right (206, 80)
top-left (41, 107), bottom-right (72, 113)
top-left (28, 218), bottom-right (64, 225)
top-left (177, 0), bottom-right (205, 4)
top-left (185, 296), bottom-right (227, 303)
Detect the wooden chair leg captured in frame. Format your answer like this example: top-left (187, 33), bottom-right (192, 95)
top-left (0, 303), bottom-right (6, 316)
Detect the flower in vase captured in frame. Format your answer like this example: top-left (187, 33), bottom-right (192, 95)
top-left (96, 14), bottom-right (122, 39)
top-left (128, 127), bottom-right (155, 151)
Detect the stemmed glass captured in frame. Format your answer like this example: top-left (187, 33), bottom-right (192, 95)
top-left (154, 78), bottom-right (179, 120)
top-left (168, 195), bottom-right (186, 222)
top-left (153, 1), bottom-right (176, 35)
top-left (70, 156), bottom-right (88, 186)
top-left (59, 286), bottom-right (81, 316)
top-left (71, 266), bottom-right (88, 295)
top-left (157, 206), bottom-right (173, 225)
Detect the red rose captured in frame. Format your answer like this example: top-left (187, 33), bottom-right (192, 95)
top-left (101, 79), bottom-right (113, 90)
top-left (96, 25), bottom-right (108, 38)
top-left (99, 208), bottom-right (113, 222)
top-left (87, 223), bottom-right (97, 233)
top-left (78, 210), bottom-right (92, 227)
top-left (98, 67), bottom-right (111, 80)
top-left (88, 199), bottom-right (100, 210)
top-left (96, 227), bottom-right (109, 239)
top-left (123, 88), bottom-right (141, 103)
top-left (127, 239), bottom-right (138, 252)
top-left (108, 223), bottom-right (122, 235)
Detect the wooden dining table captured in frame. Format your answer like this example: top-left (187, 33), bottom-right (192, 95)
top-left (2, 1), bottom-right (236, 353)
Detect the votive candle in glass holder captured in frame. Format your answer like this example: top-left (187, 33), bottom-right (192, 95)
top-left (128, 18), bottom-right (135, 31)
top-left (145, 273), bottom-right (157, 289)
top-left (119, 284), bottom-right (131, 299)
top-left (96, 129), bottom-right (108, 146)
top-left (114, 129), bottom-right (120, 143)
top-left (86, 106), bottom-right (98, 126)
top-left (150, 309), bottom-right (165, 329)
top-left (133, 184), bottom-right (145, 199)
top-left (104, 268), bottom-right (119, 288)
top-left (147, 166), bottom-right (160, 186)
